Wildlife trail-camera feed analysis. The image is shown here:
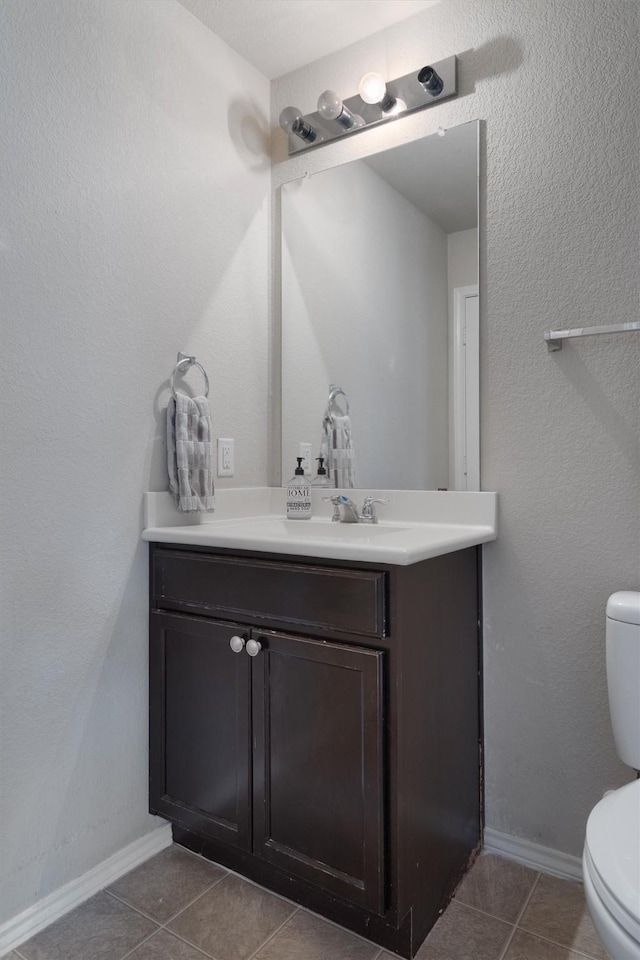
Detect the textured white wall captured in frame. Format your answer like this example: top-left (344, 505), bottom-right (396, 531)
top-left (281, 159), bottom-right (449, 489)
top-left (0, 0), bottom-right (269, 923)
top-left (272, 0), bottom-right (640, 856)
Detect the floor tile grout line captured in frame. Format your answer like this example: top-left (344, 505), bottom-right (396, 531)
top-left (513, 873), bottom-right (603, 960)
top-left (113, 908), bottom-right (227, 960)
top-left (104, 850), bottom-right (375, 959)
top-left (170, 845), bottom-right (384, 954)
top-left (137, 894), bottom-right (299, 960)
top-left (160, 871), bottom-right (229, 928)
top-left (145, 924), bottom-right (225, 960)
top-left (193, 859), bottom-right (304, 916)
top-left (243, 905), bottom-right (300, 960)
top-left (11, 850), bottom-right (223, 960)
top-left (446, 900), bottom-right (517, 960)
top-left (105, 869), bottom-right (227, 928)
top-left (104, 888), bottom-right (166, 925)
top-left (496, 872), bottom-right (541, 960)
top-left (168, 844), bottom-right (330, 926)
top-left (105, 873), bottom-right (229, 960)
top-left (514, 924), bottom-right (601, 960)
top-left (162, 845), bottom-right (386, 955)
top-left (117, 927), bottom-right (165, 960)
top-left (139, 920), bottom-right (223, 960)
top-left (513, 871), bottom-right (542, 927)
top-left (11, 895), bottom-right (164, 960)
top-left (495, 925), bottom-right (518, 960)
top-left (287, 900), bottom-right (390, 951)
top-left (452, 897), bottom-right (520, 926)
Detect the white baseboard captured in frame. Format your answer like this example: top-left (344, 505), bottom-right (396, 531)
top-left (483, 827), bottom-right (583, 881)
top-left (0, 824), bottom-right (172, 957)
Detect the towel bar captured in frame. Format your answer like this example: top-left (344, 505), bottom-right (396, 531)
top-left (544, 322), bottom-right (640, 351)
top-left (171, 352), bottom-right (210, 399)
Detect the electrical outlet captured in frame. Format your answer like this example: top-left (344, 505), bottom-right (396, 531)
top-left (217, 438), bottom-right (234, 477)
top-left (299, 442), bottom-right (312, 475)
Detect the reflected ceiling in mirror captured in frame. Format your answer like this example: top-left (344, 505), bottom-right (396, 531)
top-left (280, 120), bottom-right (479, 491)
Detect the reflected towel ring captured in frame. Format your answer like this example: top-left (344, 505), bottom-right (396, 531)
top-left (171, 352), bottom-right (210, 399)
top-left (328, 384), bottom-right (350, 415)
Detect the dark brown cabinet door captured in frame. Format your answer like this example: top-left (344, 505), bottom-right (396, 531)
top-left (150, 612), bottom-right (251, 849)
top-left (251, 630), bottom-right (385, 914)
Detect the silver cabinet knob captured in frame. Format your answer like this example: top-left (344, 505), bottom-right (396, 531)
top-left (246, 638), bottom-right (262, 657)
top-left (229, 635), bottom-right (245, 654)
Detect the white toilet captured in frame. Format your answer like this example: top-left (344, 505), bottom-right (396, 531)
top-left (583, 591), bottom-right (640, 960)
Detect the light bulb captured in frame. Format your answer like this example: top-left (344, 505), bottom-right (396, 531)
top-left (317, 90), bottom-right (363, 129)
top-left (358, 72), bottom-right (397, 113)
top-left (359, 72), bottom-right (387, 105)
top-left (279, 105), bottom-right (302, 134)
top-left (317, 90), bottom-right (342, 120)
top-left (279, 105), bottom-right (317, 143)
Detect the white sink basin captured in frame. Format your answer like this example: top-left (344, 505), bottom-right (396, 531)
top-left (248, 518), bottom-right (410, 540)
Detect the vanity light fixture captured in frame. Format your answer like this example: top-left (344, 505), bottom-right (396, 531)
top-left (281, 54), bottom-right (458, 155)
top-left (317, 90), bottom-right (363, 129)
top-left (279, 105), bottom-right (318, 143)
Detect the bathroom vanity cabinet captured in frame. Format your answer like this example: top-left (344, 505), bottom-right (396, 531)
top-left (149, 542), bottom-right (482, 959)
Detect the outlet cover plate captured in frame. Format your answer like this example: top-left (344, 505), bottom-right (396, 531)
top-left (299, 442), bottom-right (312, 475)
top-left (217, 438), bottom-right (234, 477)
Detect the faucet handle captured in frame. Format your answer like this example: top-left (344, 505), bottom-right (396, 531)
top-left (322, 495), bottom-right (342, 522)
top-left (360, 497), bottom-right (390, 524)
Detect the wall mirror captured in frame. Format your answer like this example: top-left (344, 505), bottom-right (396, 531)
top-left (280, 119), bottom-right (479, 490)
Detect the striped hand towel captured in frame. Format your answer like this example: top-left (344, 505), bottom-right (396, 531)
top-left (167, 393), bottom-right (215, 513)
top-left (320, 413), bottom-right (356, 489)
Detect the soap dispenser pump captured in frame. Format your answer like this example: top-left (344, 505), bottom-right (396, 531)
top-left (287, 457), bottom-right (312, 519)
top-left (311, 456), bottom-right (333, 488)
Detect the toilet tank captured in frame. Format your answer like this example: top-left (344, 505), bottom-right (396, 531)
top-left (606, 591), bottom-right (640, 770)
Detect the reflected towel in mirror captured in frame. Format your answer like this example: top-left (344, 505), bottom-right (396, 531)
top-left (320, 413), bottom-right (356, 489)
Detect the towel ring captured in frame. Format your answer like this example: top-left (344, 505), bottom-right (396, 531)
top-left (171, 353), bottom-right (210, 399)
top-left (328, 383), bottom-right (349, 415)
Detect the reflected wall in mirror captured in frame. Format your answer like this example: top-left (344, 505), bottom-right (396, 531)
top-left (281, 119), bottom-right (479, 490)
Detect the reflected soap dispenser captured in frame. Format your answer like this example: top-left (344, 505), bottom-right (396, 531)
top-left (286, 457), bottom-right (312, 519)
top-left (311, 456), bottom-right (333, 488)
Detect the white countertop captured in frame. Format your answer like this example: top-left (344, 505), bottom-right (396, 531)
top-left (142, 488), bottom-right (497, 566)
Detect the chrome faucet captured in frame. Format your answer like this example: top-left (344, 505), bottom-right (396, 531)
top-left (359, 496), bottom-right (390, 524)
top-left (323, 495), bottom-right (389, 524)
top-left (323, 495), bottom-right (360, 523)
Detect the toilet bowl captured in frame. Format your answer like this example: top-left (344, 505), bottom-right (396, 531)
top-left (583, 592), bottom-right (640, 960)
top-left (583, 779), bottom-right (640, 960)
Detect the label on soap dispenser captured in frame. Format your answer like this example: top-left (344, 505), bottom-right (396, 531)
top-left (287, 479), bottom-right (312, 519)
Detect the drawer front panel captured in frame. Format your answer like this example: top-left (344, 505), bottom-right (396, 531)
top-left (153, 550), bottom-right (387, 637)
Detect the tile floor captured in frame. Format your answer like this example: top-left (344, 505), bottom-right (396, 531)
top-left (8, 847), bottom-right (607, 960)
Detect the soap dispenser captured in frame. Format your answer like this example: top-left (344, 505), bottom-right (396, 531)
top-left (311, 456), bottom-right (333, 488)
top-left (286, 457), bottom-right (312, 519)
